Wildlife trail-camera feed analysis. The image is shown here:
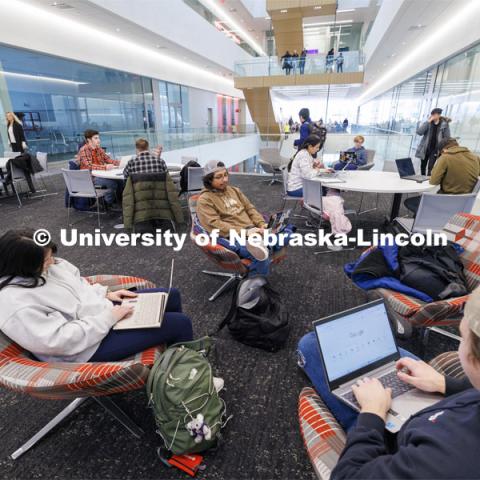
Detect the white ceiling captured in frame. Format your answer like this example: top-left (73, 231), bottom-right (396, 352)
top-left (361, 0), bottom-right (480, 102)
top-left (19, 0), bottom-right (249, 78)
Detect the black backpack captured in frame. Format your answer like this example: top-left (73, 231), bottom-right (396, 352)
top-left (307, 122), bottom-right (327, 149)
top-left (215, 277), bottom-right (290, 352)
top-left (179, 160), bottom-right (201, 196)
top-left (398, 244), bottom-right (468, 301)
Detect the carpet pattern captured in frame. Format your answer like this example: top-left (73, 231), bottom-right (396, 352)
top-left (0, 174), bottom-right (458, 479)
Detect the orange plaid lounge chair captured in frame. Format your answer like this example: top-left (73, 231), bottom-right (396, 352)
top-left (188, 194), bottom-right (287, 301)
top-left (375, 213), bottom-right (480, 342)
top-left (298, 351), bottom-right (465, 480)
top-left (0, 274), bottom-right (162, 460)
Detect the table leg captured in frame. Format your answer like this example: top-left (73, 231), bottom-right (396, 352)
top-left (388, 193), bottom-right (402, 223)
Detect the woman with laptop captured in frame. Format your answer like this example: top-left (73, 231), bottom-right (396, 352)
top-left (298, 289), bottom-right (480, 478)
top-left (287, 134), bottom-right (332, 197)
top-left (0, 230), bottom-right (193, 363)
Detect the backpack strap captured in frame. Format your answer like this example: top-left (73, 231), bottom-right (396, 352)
top-left (157, 346), bottom-right (179, 374)
top-left (209, 280), bottom-right (240, 336)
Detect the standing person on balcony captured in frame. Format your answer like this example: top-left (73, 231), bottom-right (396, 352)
top-left (299, 49), bottom-right (307, 75)
top-left (281, 51), bottom-right (292, 75)
top-left (415, 107), bottom-right (451, 176)
top-left (336, 52), bottom-right (344, 72)
top-left (326, 48), bottom-right (334, 72)
top-left (293, 108), bottom-right (312, 149)
top-left (291, 50), bottom-right (299, 74)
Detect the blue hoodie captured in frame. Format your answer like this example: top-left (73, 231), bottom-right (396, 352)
top-left (333, 380), bottom-right (480, 479)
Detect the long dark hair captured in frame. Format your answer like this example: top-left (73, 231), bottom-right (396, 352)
top-left (0, 230), bottom-right (57, 291)
top-left (287, 134), bottom-right (321, 172)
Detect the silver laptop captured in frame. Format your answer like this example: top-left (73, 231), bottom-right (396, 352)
top-left (119, 155), bottom-right (134, 168)
top-left (313, 299), bottom-right (440, 432)
top-left (395, 157), bottom-right (429, 182)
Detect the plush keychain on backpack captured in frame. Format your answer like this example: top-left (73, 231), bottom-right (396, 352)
top-left (186, 414), bottom-right (212, 444)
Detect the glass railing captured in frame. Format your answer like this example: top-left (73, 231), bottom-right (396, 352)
top-left (24, 125), bottom-right (258, 163)
top-left (234, 51), bottom-right (364, 77)
top-left (258, 132), bottom-right (415, 172)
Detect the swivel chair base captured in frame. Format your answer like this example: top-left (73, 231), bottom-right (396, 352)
top-left (11, 396), bottom-right (143, 460)
top-left (202, 270), bottom-right (244, 301)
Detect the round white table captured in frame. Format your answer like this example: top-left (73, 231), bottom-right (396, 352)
top-left (91, 163), bottom-right (183, 180)
top-left (311, 170), bottom-right (436, 222)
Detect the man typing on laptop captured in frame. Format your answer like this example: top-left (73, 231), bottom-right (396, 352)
top-left (297, 290), bottom-right (480, 479)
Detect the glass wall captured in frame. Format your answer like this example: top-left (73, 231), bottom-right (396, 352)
top-left (0, 43), bottom-right (244, 161)
top-left (158, 81), bottom-right (190, 130)
top-left (358, 42), bottom-right (480, 154)
top-left (0, 44), bottom-right (152, 157)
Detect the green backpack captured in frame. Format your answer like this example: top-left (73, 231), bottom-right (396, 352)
top-left (146, 337), bottom-right (229, 455)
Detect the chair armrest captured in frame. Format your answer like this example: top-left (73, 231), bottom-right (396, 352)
top-left (0, 346), bottom-right (164, 400)
top-left (408, 294), bottom-right (469, 327)
top-left (83, 274), bottom-right (156, 291)
top-left (429, 352), bottom-right (464, 379)
top-left (299, 387), bottom-right (347, 480)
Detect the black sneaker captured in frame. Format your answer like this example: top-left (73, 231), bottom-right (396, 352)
top-left (106, 203), bottom-right (122, 212)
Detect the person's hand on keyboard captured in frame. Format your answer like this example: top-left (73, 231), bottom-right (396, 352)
top-left (107, 289), bottom-right (138, 303)
top-left (112, 304), bottom-right (134, 322)
top-left (396, 357), bottom-right (446, 394)
top-left (352, 377), bottom-right (392, 421)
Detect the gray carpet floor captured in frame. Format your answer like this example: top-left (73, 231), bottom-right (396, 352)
top-left (0, 174), bottom-right (458, 480)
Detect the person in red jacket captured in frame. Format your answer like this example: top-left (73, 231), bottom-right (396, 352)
top-left (78, 129), bottom-right (120, 207)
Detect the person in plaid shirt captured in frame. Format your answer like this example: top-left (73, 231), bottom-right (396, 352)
top-left (78, 129), bottom-right (120, 206)
top-left (123, 138), bottom-right (167, 179)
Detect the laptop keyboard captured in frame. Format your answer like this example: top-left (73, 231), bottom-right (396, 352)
top-left (341, 370), bottom-right (414, 409)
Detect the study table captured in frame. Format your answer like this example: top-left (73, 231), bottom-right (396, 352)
top-left (311, 170), bottom-right (436, 222)
top-left (91, 163), bottom-right (183, 180)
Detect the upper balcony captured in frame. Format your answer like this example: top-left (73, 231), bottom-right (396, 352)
top-left (233, 51), bottom-right (365, 88)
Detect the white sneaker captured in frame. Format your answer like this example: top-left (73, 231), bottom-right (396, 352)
top-left (213, 377), bottom-right (224, 393)
top-left (327, 244), bottom-right (343, 252)
top-left (246, 238), bottom-right (269, 261)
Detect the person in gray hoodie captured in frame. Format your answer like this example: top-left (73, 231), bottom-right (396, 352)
top-left (415, 107), bottom-right (451, 175)
top-left (0, 230), bottom-right (193, 363)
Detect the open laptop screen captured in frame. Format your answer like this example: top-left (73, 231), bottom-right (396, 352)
top-left (314, 301), bottom-right (398, 388)
top-left (395, 158), bottom-right (415, 177)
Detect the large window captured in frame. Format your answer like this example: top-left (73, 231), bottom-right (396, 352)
top-left (0, 44), bottom-right (152, 160)
top-left (358, 42), bottom-right (480, 153)
top-left (158, 81), bottom-right (190, 130)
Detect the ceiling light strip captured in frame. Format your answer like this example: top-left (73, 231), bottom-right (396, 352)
top-left (359, 0), bottom-right (480, 103)
top-left (8, 0), bottom-right (234, 89)
top-left (1, 70), bottom-right (88, 85)
top-left (196, 0), bottom-right (266, 56)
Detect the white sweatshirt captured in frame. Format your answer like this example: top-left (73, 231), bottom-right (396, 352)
top-left (0, 259), bottom-right (116, 363)
top-left (287, 149), bottom-right (319, 192)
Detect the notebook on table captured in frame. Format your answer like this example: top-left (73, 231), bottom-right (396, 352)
top-left (114, 259), bottom-right (174, 330)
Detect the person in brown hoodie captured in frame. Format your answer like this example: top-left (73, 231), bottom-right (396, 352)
top-left (196, 160), bottom-right (268, 238)
top-left (429, 138), bottom-right (480, 194)
top-left (404, 137), bottom-right (480, 214)
top-left (196, 160), bottom-right (293, 276)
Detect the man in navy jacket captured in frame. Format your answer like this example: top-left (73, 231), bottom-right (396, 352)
top-left (293, 108), bottom-right (312, 149)
top-left (332, 287), bottom-right (480, 479)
